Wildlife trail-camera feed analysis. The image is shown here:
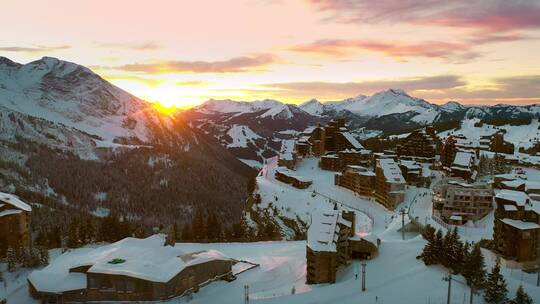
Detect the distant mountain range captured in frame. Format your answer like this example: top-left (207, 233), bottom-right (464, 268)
top-left (186, 88), bottom-right (540, 166)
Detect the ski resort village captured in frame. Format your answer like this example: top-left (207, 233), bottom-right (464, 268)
top-left (3, 109), bottom-right (540, 303)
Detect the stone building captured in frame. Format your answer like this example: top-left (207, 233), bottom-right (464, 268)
top-left (0, 192), bottom-right (32, 256)
top-left (432, 178), bottom-right (493, 224)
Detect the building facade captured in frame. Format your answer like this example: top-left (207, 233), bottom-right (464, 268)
top-left (374, 158), bottom-right (406, 210)
top-left (28, 235), bottom-right (233, 302)
top-left (0, 192), bottom-right (32, 256)
top-left (275, 167), bottom-right (313, 189)
top-left (396, 127), bottom-right (439, 160)
top-left (334, 165), bottom-right (376, 197)
top-left (493, 190), bottom-right (540, 264)
top-left (306, 209), bottom-right (353, 284)
top-left (432, 178), bottom-right (493, 224)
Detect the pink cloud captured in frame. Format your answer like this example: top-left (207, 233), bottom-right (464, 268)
top-left (308, 0), bottom-right (540, 33)
top-left (289, 39), bottom-right (479, 62)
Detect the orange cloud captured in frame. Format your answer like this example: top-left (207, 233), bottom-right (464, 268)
top-left (289, 39), bottom-right (479, 62)
top-left (101, 54), bottom-right (279, 74)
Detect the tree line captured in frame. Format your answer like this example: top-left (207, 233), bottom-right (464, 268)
top-left (417, 225), bottom-right (532, 304)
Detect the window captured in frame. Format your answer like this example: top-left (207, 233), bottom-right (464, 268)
top-left (126, 280), bottom-right (135, 293)
top-left (114, 279), bottom-right (126, 292)
top-left (88, 277), bottom-right (98, 289)
top-left (100, 276), bottom-right (114, 291)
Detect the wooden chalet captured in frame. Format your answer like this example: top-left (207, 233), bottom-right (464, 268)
top-left (28, 235), bottom-right (233, 302)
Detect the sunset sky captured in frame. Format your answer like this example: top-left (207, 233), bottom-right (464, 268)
top-left (1, 0), bottom-right (540, 107)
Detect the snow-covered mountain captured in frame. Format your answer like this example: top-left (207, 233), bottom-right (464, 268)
top-left (0, 56), bottom-right (177, 147)
top-left (187, 88), bottom-right (540, 165)
top-left (0, 56), bottom-right (254, 229)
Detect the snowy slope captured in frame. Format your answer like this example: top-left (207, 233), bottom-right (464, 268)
top-left (226, 125), bottom-right (262, 148)
top-left (0, 56), bottom-right (174, 146)
top-left (439, 118), bottom-right (540, 151)
top-left (298, 99), bottom-right (325, 116)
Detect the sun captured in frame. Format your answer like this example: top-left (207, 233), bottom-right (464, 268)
top-left (152, 102), bottom-right (181, 116)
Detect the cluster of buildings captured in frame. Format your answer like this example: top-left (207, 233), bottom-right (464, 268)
top-left (279, 118), bottom-right (371, 173)
top-left (28, 235), bottom-right (233, 302)
top-left (491, 173), bottom-right (540, 265)
top-left (0, 192), bottom-right (32, 256)
top-left (306, 208), bottom-right (378, 284)
top-left (277, 119), bottom-right (418, 210)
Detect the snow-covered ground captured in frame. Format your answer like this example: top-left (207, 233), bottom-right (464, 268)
top-left (440, 118), bottom-right (540, 151)
top-left (253, 157), bottom-right (395, 238)
top-left (4, 159), bottom-right (540, 303)
top-left (6, 226), bottom-right (539, 304)
top-left (226, 125), bottom-right (262, 148)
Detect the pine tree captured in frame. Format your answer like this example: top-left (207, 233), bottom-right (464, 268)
top-left (484, 259), bottom-right (507, 304)
top-left (509, 285), bottom-right (533, 304)
top-left (463, 244), bottom-right (486, 290)
top-left (421, 225), bottom-right (436, 241)
top-left (182, 223), bottom-right (193, 241)
top-left (165, 224), bottom-right (176, 247)
top-left (38, 246), bottom-right (49, 266)
top-left (67, 219), bottom-right (80, 248)
top-left (418, 227), bottom-right (438, 265)
top-left (448, 228), bottom-right (465, 274)
top-left (85, 218), bottom-right (94, 244)
top-left (6, 247), bottom-right (17, 272)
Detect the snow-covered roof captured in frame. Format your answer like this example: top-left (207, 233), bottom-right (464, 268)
top-left (0, 192), bottom-right (32, 212)
top-left (345, 165), bottom-right (375, 176)
top-left (28, 235), bottom-right (230, 293)
top-left (275, 167), bottom-right (312, 183)
top-left (29, 271), bottom-right (87, 293)
top-left (501, 180), bottom-right (526, 189)
top-left (453, 151), bottom-right (473, 168)
top-left (377, 158), bottom-right (405, 184)
top-left (500, 218), bottom-right (540, 230)
top-left (302, 126), bottom-right (316, 134)
top-left (495, 173), bottom-right (526, 181)
top-left (340, 132), bottom-right (364, 150)
top-left (495, 190), bottom-right (530, 206)
top-left (307, 209), bottom-right (351, 252)
top-left (0, 209), bottom-right (22, 217)
top-left (399, 160), bottom-right (422, 171)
